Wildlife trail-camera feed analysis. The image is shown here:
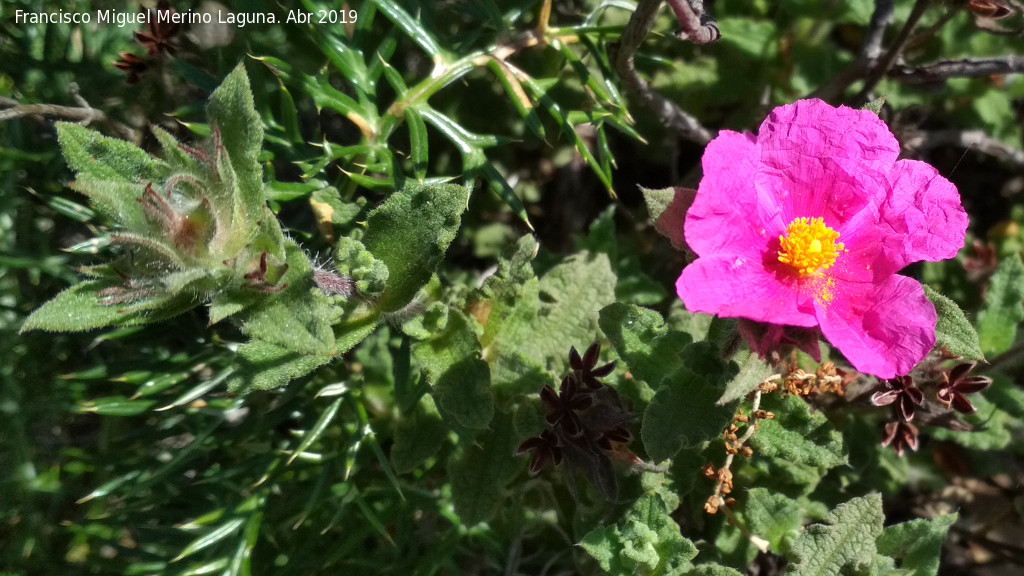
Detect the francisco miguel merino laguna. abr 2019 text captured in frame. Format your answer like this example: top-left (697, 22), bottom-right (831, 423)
top-left (13, 9), bottom-right (281, 28)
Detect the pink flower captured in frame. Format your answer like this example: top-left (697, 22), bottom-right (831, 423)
top-left (676, 99), bottom-right (968, 378)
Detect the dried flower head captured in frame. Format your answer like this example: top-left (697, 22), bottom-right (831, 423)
top-left (871, 375), bottom-right (924, 422)
top-left (135, 1), bottom-right (181, 57)
top-left (569, 341), bottom-right (617, 389)
top-left (516, 429), bottom-right (562, 476)
top-left (882, 420), bottom-right (920, 456)
top-left (936, 362), bottom-right (992, 414)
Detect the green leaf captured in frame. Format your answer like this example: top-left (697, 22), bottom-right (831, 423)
top-left (309, 186), bottom-right (364, 232)
top-left (236, 242), bottom-right (336, 355)
top-left (404, 107), bottom-right (429, 181)
top-left (876, 514), bottom-right (957, 576)
top-left (66, 179), bottom-right (150, 231)
top-left (977, 253), bottom-right (1024, 356)
top-left (77, 396), bottom-right (157, 417)
top-left (173, 518), bottom-right (246, 562)
top-left (923, 285), bottom-right (984, 361)
top-left (787, 493), bottom-right (885, 576)
top-left (599, 302), bottom-right (691, 395)
top-left (487, 58), bottom-right (546, 140)
top-left (288, 397), bottom-right (344, 465)
top-left (206, 64), bottom-right (265, 220)
top-left (641, 186), bottom-right (695, 253)
top-left (21, 280), bottom-right (149, 333)
top-left (448, 410), bottom-right (521, 525)
top-left (750, 394), bottom-right (846, 489)
top-left (744, 488), bottom-right (803, 554)
top-left (361, 183), bottom-right (469, 312)
top-left (686, 566), bottom-right (744, 576)
top-left (372, 0), bottom-right (444, 58)
top-left (56, 122), bottom-right (166, 183)
top-left (580, 494), bottom-right (698, 576)
top-left (861, 96), bottom-right (886, 115)
top-left (412, 308), bottom-right (494, 429)
top-left (502, 252), bottom-right (617, 373)
top-left (391, 394), bottom-right (448, 474)
top-left (642, 365), bottom-right (736, 462)
top-left (226, 340), bottom-right (333, 394)
top-left (717, 351), bottom-right (773, 406)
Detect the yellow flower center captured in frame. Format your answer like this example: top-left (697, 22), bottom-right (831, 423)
top-left (777, 217), bottom-right (844, 277)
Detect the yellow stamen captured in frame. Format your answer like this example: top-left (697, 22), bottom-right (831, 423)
top-left (777, 217), bottom-right (845, 277)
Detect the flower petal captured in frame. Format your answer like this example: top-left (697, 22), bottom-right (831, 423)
top-left (876, 160), bottom-right (968, 275)
top-left (815, 274), bottom-right (936, 378)
top-left (677, 255), bottom-right (817, 327)
top-left (685, 131), bottom-right (772, 258)
top-left (755, 99), bottom-right (897, 230)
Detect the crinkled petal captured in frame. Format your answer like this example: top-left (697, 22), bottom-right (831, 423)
top-left (755, 99), bottom-right (898, 229)
top-left (677, 255), bottom-right (817, 327)
top-left (874, 159), bottom-right (969, 275)
top-left (815, 274), bottom-right (936, 378)
top-left (686, 131), bottom-right (774, 257)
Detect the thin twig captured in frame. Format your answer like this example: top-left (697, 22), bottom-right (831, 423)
top-left (0, 102), bottom-right (103, 124)
top-left (854, 0), bottom-right (933, 102)
top-left (889, 55), bottom-right (1024, 83)
top-left (812, 0), bottom-right (893, 102)
top-left (901, 128), bottom-right (1024, 169)
top-left (0, 84), bottom-right (136, 140)
top-left (609, 0), bottom-right (714, 144)
top-left (666, 0), bottom-right (720, 44)
top-left (706, 389), bottom-right (770, 553)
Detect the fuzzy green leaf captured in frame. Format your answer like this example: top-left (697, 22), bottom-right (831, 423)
top-left (599, 303), bottom-right (691, 387)
top-left (391, 394), bottom-right (448, 474)
top-left (56, 122), bottom-right (166, 184)
top-left (642, 365), bottom-right (736, 462)
top-left (750, 394), bottom-right (846, 487)
top-left (787, 493), bottom-right (885, 576)
top-left (66, 179), bottom-right (151, 230)
top-left (477, 235), bottom-right (539, 349)
top-left (717, 351), bottom-right (773, 406)
top-left (861, 96), bottom-right (886, 115)
top-left (236, 242), bottom-right (336, 355)
top-left (206, 64), bottom-right (265, 220)
top-left (226, 340), bottom-right (333, 394)
top-left (412, 308), bottom-right (494, 429)
top-left (924, 285), bottom-right (984, 361)
top-left (977, 253), bottom-right (1024, 356)
top-left (361, 183), bottom-right (469, 312)
top-left (744, 488), bottom-right (803, 554)
top-left (876, 514), bottom-right (956, 576)
top-left (21, 280), bottom-right (139, 333)
top-left (580, 494), bottom-right (698, 576)
top-left (448, 410), bottom-right (520, 525)
top-left (686, 566), bottom-right (744, 576)
top-left (498, 252), bottom-right (617, 373)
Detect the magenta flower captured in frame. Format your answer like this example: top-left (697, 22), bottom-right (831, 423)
top-left (677, 99), bottom-right (968, 378)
